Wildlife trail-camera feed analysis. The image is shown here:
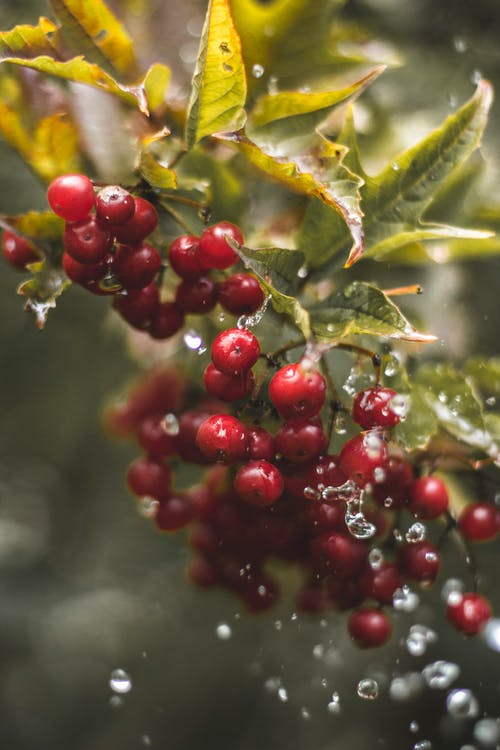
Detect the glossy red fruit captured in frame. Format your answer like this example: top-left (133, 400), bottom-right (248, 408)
top-left (177, 408), bottom-right (221, 464)
top-left (269, 363), bottom-right (326, 422)
top-left (408, 476), bottom-right (449, 519)
top-left (196, 414), bottom-right (248, 463)
top-left (211, 328), bottom-right (260, 375)
top-left (372, 454), bottom-right (413, 510)
top-left (2, 230), bottom-right (38, 268)
top-left (137, 414), bottom-right (177, 458)
top-left (304, 455), bottom-right (348, 497)
top-left (352, 386), bottom-right (404, 429)
top-left (63, 216), bottom-right (113, 264)
top-left (247, 427), bottom-right (275, 461)
top-left (62, 253), bottom-right (106, 285)
top-left (114, 196), bottom-right (158, 244)
top-left (305, 501), bottom-right (346, 533)
top-left (447, 592), bottom-right (492, 635)
top-left (187, 557), bottom-right (220, 587)
top-left (234, 460), bottom-right (284, 506)
top-left (312, 532), bottom-right (368, 578)
top-left (348, 608), bottom-right (392, 648)
top-left (218, 273), bottom-right (265, 315)
top-left (113, 283), bottom-right (159, 328)
top-left (339, 431), bottom-right (389, 487)
top-left (203, 363), bottom-right (254, 402)
top-left (458, 502), bottom-right (500, 542)
top-left (360, 562), bottom-right (403, 604)
top-left (397, 541), bottom-right (440, 584)
top-left (113, 242), bottom-right (162, 289)
top-left (168, 234), bottom-right (204, 279)
top-left (149, 302), bottom-right (185, 339)
top-left (175, 276), bottom-right (218, 314)
top-left (276, 420), bottom-right (327, 463)
top-left (198, 221), bottom-right (243, 270)
top-left (296, 582), bottom-right (331, 614)
top-left (155, 494), bottom-right (194, 531)
top-left (126, 457), bottom-right (172, 500)
top-left (47, 173), bottom-right (95, 222)
top-left (95, 185), bottom-right (135, 225)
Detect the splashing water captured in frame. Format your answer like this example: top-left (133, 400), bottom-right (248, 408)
top-left (405, 522), bottom-right (427, 543)
top-left (327, 692), bottom-right (341, 714)
top-left (252, 63), bottom-right (264, 78)
top-left (446, 688), bottom-right (479, 718)
top-left (357, 678), bottom-right (379, 700)
top-left (422, 661), bottom-right (460, 690)
top-left (368, 547), bottom-right (384, 570)
top-left (237, 294), bottom-right (271, 330)
top-left (183, 329), bottom-right (205, 352)
top-left (405, 624), bottom-right (438, 656)
top-left (393, 585), bottom-right (420, 612)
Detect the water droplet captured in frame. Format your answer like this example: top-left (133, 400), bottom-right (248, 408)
top-left (393, 585), bottom-right (420, 612)
top-left (297, 265), bottom-right (308, 279)
top-left (333, 412), bottom-right (347, 435)
top-left (109, 694), bottom-right (123, 708)
top-left (414, 741), bottom-right (432, 750)
top-left (390, 393), bottom-right (409, 419)
top-left (373, 467), bottom-right (386, 484)
top-left (274, 619), bottom-right (282, 631)
top-left (422, 660), bottom-right (460, 690)
top-left (237, 295), bottom-right (270, 329)
top-left (300, 706), bottom-right (311, 720)
top-left (405, 624), bottom-right (437, 656)
top-left (345, 497), bottom-right (376, 540)
top-left (161, 413), bottom-right (180, 436)
top-left (304, 485), bottom-right (321, 501)
top-left (441, 578), bottom-right (464, 604)
top-left (277, 686), bottom-right (288, 702)
top-left (473, 718), bottom-right (500, 746)
top-left (392, 162), bottom-right (400, 171)
top-left (410, 721), bottom-right (419, 733)
top-left (183, 329), bottom-right (204, 351)
top-left (252, 63), bottom-right (265, 78)
top-left (446, 688), bottom-right (479, 718)
top-left (483, 618), bottom-right (500, 652)
top-left (389, 672), bottom-right (424, 702)
top-left (406, 522), bottom-right (426, 544)
top-left (138, 496), bottom-right (159, 519)
top-left (216, 622), bottom-right (232, 640)
top-left (264, 676), bottom-right (281, 693)
top-left (368, 547), bottom-right (384, 570)
top-left (218, 312), bottom-right (226, 323)
top-left (313, 644), bottom-right (325, 659)
top-left (357, 678), bottom-right (379, 700)
top-left (363, 430), bottom-right (385, 459)
top-left (327, 691), bottom-right (341, 714)
top-left (109, 668), bottom-right (132, 694)
top-left (453, 36), bottom-right (467, 52)
top-left (142, 735), bottom-right (152, 747)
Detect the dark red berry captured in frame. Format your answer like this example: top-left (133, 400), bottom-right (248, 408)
top-left (203, 363), bottom-right (254, 402)
top-left (198, 221), bottom-right (243, 270)
top-left (218, 273), bottom-right (265, 315)
top-left (114, 196), bottom-right (158, 244)
top-left (137, 414), bottom-right (177, 458)
top-left (168, 234), bottom-right (204, 279)
top-left (269, 363), bottom-right (326, 422)
top-left (126, 457), bottom-right (172, 500)
top-left (398, 540), bottom-right (440, 584)
top-left (2, 230), bottom-right (38, 268)
top-left (304, 501), bottom-right (346, 533)
top-left (447, 592), bottom-right (492, 635)
top-left (240, 573), bottom-right (280, 612)
top-left (247, 426), bottom-right (275, 461)
top-left (113, 242), bottom-right (162, 289)
top-left (408, 476), bottom-right (449, 519)
top-left (328, 578), bottom-right (366, 611)
top-left (95, 185), bottom-right (135, 225)
top-left (113, 283), bottom-right (159, 328)
top-left (372, 454), bottom-right (413, 510)
top-left (62, 252), bottom-right (106, 285)
top-left (352, 386), bottom-right (404, 429)
top-left (155, 494), bottom-right (194, 531)
top-left (234, 460), bottom-right (284, 506)
top-left (63, 216), bottom-right (113, 264)
top-left (339, 431), bottom-right (389, 487)
top-left (196, 414), bottom-right (248, 463)
top-left (188, 557), bottom-right (220, 587)
top-left (211, 328), bottom-right (260, 375)
top-left (348, 608), bottom-right (392, 648)
top-left (312, 532), bottom-right (368, 578)
top-left (296, 582), bottom-right (331, 614)
top-left (458, 502), bottom-right (500, 542)
top-left (177, 408), bottom-right (221, 464)
top-left (149, 302), bottom-right (185, 339)
top-left (276, 420), bottom-right (327, 463)
top-left (47, 173), bottom-right (95, 222)
top-left (360, 562), bottom-right (402, 605)
top-left (302, 455), bottom-right (347, 498)
top-left (175, 276), bottom-right (218, 314)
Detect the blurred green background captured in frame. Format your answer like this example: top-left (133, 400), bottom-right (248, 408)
top-left (0, 1), bottom-right (499, 748)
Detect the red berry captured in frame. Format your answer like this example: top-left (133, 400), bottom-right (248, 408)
top-left (305, 501), bottom-right (346, 533)
top-left (177, 408), bottom-right (220, 464)
top-left (113, 242), bottom-right (162, 289)
top-left (398, 541), bottom-right (440, 584)
top-left (155, 494), bottom-right (194, 531)
top-left (2, 230), bottom-right (38, 268)
top-left (62, 252), bottom-right (106, 285)
top-left (360, 562), bottom-right (402, 605)
top-left (240, 573), bottom-right (280, 612)
top-left (63, 216), bottom-right (113, 264)
top-left (218, 273), bottom-right (265, 315)
top-left (188, 557), bottom-right (220, 587)
top-left (211, 328), bottom-right (260, 376)
top-left (296, 582), bottom-right (331, 614)
top-left (312, 532), bottom-right (368, 578)
top-left (408, 476), bottom-right (449, 519)
top-left (303, 455), bottom-right (348, 497)
top-left (47, 173), bottom-right (95, 222)
top-left (352, 387), bottom-right (404, 429)
top-left (372, 454), bottom-right (413, 510)
top-left (458, 502), bottom-right (500, 542)
top-left (168, 234), bottom-right (204, 279)
top-left (268, 363), bottom-right (326, 422)
top-left (276, 420), bottom-right (327, 463)
top-left (203, 363), bottom-right (254, 402)
top-left (126, 457), bottom-right (172, 500)
top-left (175, 276), bottom-right (218, 314)
top-left (114, 196), bottom-right (158, 244)
top-left (247, 426), bottom-right (276, 461)
top-left (447, 592), bottom-right (492, 635)
top-left (198, 221), bottom-right (243, 270)
top-left (196, 414), bottom-right (249, 463)
top-left (95, 185), bottom-right (135, 225)
top-left (137, 414), bottom-right (177, 458)
top-left (234, 460), bottom-right (284, 506)
top-left (149, 302), bottom-right (185, 339)
top-left (328, 578), bottom-right (366, 611)
top-left (113, 283), bottom-right (159, 328)
top-left (339, 431), bottom-right (389, 487)
top-left (348, 608), bottom-right (392, 648)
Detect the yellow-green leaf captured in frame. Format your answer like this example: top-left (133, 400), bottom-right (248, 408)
top-left (18, 259), bottom-right (70, 329)
top-left (185, 0), bottom-right (247, 149)
top-left (138, 151), bottom-right (177, 190)
top-left (0, 17), bottom-right (60, 58)
top-left (142, 63), bottom-right (171, 112)
top-left (49, 0), bottom-right (138, 78)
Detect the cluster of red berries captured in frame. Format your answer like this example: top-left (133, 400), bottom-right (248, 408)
top-left (106, 334), bottom-right (498, 647)
top-left (2, 230), bottom-right (39, 270)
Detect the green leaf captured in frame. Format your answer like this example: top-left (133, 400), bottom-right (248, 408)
top-left (464, 357), bottom-right (500, 397)
top-left (301, 81), bottom-right (493, 273)
top-left (308, 281), bottom-right (437, 342)
top-left (218, 131), bottom-right (364, 265)
top-left (142, 63), bottom-right (171, 112)
top-left (0, 17), bottom-right (60, 58)
top-left (415, 363), bottom-right (493, 452)
top-left (49, 0), bottom-right (138, 78)
top-left (6, 211), bottom-right (64, 249)
top-left (18, 259), bottom-right (71, 330)
top-left (394, 386), bottom-right (438, 451)
top-left (138, 151), bottom-right (177, 190)
top-left (185, 0), bottom-right (247, 149)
